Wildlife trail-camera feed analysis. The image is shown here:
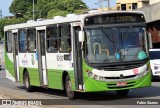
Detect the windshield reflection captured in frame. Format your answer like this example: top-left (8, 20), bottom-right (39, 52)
top-left (84, 27), bottom-right (147, 63)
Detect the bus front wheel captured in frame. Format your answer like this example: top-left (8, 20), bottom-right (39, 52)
top-left (24, 71), bottom-right (33, 92)
top-left (65, 75), bottom-right (77, 99)
top-left (116, 89), bottom-right (129, 96)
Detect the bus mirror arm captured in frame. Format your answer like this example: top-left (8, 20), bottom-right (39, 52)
top-left (81, 42), bottom-right (83, 50)
top-left (148, 32), bottom-right (153, 49)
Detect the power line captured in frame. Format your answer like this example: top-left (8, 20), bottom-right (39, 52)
top-left (108, 0), bottom-right (110, 10)
top-left (98, 0), bottom-right (110, 10)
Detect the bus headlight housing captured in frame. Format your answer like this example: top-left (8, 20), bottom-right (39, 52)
top-left (137, 64), bottom-right (151, 78)
top-left (88, 72), bottom-right (93, 77)
top-left (137, 69), bottom-right (149, 78)
top-left (87, 71), bottom-right (104, 81)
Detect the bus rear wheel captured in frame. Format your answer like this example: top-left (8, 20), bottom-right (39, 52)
top-left (65, 75), bottom-right (77, 99)
top-left (116, 89), bottom-right (129, 96)
top-left (24, 71), bottom-right (33, 92)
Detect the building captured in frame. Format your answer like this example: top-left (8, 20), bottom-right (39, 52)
top-left (97, 7), bottom-right (117, 12)
top-left (136, 1), bottom-right (160, 48)
top-left (150, 0), bottom-right (160, 5)
top-left (116, 0), bottom-right (149, 11)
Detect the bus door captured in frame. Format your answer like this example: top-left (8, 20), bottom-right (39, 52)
top-left (72, 24), bottom-right (84, 90)
top-left (12, 30), bottom-right (20, 82)
top-left (36, 27), bottom-right (48, 86)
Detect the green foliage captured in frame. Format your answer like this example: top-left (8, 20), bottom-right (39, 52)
top-left (74, 9), bottom-right (87, 14)
top-left (47, 9), bottom-right (69, 18)
top-left (9, 0), bottom-right (33, 15)
top-left (9, 0), bottom-right (88, 19)
top-left (0, 18), bottom-right (27, 38)
top-left (0, 0), bottom-right (88, 38)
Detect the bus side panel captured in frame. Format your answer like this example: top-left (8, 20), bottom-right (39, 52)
top-left (46, 53), bottom-right (61, 89)
top-left (19, 67), bottom-right (40, 86)
top-left (28, 68), bottom-right (40, 86)
top-left (18, 53), bottom-right (40, 86)
top-left (47, 69), bottom-right (63, 89)
top-left (47, 70), bottom-right (75, 90)
top-left (46, 53), bottom-right (75, 90)
top-left (5, 53), bottom-right (15, 79)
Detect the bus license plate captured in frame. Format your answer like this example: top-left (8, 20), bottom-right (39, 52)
top-left (117, 82), bottom-right (127, 86)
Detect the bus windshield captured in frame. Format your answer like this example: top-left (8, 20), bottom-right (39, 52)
top-left (84, 26), bottom-right (148, 63)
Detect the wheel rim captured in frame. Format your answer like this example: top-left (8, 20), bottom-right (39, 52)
top-left (25, 75), bottom-right (29, 89)
top-left (66, 80), bottom-right (72, 95)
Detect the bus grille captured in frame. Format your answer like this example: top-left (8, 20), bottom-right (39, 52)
top-left (104, 75), bottom-right (136, 79)
top-left (107, 81), bottom-right (135, 89)
top-left (101, 63), bottom-right (143, 71)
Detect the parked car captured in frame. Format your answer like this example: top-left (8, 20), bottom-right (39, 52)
top-left (149, 49), bottom-right (160, 80)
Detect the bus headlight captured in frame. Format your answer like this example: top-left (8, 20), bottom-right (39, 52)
top-left (99, 76), bottom-right (104, 81)
top-left (93, 75), bottom-right (98, 80)
top-left (88, 72), bottom-right (93, 77)
top-left (87, 71), bottom-right (104, 81)
top-left (137, 70), bottom-right (148, 78)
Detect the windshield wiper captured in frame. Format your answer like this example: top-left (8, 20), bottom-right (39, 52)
top-left (122, 24), bottom-right (133, 40)
top-left (98, 26), bottom-right (114, 42)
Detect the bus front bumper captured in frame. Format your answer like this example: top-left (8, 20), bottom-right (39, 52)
top-left (84, 72), bottom-right (151, 92)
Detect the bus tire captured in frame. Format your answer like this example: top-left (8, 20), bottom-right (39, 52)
top-left (24, 71), bottom-right (33, 92)
top-left (65, 75), bottom-right (77, 99)
top-left (116, 89), bottom-right (129, 96)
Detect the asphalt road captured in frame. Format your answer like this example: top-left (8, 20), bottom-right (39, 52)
top-left (0, 68), bottom-right (160, 108)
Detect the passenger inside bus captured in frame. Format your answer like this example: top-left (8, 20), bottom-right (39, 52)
top-left (48, 40), bottom-right (57, 52)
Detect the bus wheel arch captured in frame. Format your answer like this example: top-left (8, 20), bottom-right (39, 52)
top-left (23, 68), bottom-right (27, 84)
top-left (62, 71), bottom-right (77, 99)
top-left (62, 71), bottom-right (68, 90)
top-left (65, 74), bottom-right (77, 99)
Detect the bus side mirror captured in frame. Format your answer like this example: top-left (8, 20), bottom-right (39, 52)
top-left (78, 31), bottom-right (84, 42)
top-left (148, 32), bottom-right (153, 49)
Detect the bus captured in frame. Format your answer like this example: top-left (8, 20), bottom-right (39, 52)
top-left (4, 11), bottom-right (152, 99)
top-left (149, 49), bottom-right (160, 80)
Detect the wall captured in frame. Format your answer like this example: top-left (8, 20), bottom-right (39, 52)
top-left (150, 0), bottom-right (160, 5)
top-left (137, 2), bottom-right (160, 23)
top-left (116, 0), bottom-right (149, 10)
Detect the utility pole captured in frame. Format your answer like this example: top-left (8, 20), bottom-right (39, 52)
top-left (99, 0), bottom-right (103, 9)
top-left (108, 0), bottom-right (110, 10)
top-left (0, 9), bottom-right (2, 19)
top-left (33, 0), bottom-right (35, 20)
top-left (102, 0), bottom-right (110, 11)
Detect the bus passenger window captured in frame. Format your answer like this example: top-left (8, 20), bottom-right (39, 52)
top-left (46, 26), bottom-right (58, 53)
top-left (19, 29), bottom-right (27, 52)
top-left (28, 28), bottom-right (36, 52)
top-left (5, 31), bottom-right (12, 53)
top-left (59, 24), bottom-right (71, 53)
top-left (48, 40), bottom-right (57, 52)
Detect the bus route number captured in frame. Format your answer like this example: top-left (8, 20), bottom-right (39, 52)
top-left (57, 55), bottom-right (64, 61)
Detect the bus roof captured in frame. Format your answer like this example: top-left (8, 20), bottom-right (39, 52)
top-left (4, 11), bottom-right (144, 31)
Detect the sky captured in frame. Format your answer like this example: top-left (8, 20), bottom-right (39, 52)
top-left (82, 0), bottom-right (116, 9)
top-left (0, 0), bottom-right (116, 17)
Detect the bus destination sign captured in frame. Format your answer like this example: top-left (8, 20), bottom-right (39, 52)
top-left (84, 13), bottom-right (145, 26)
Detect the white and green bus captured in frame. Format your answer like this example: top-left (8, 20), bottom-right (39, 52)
top-left (4, 11), bottom-right (152, 99)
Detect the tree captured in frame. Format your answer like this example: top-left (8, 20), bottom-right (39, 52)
top-left (9, 0), bottom-right (34, 15)
top-left (47, 9), bottom-right (69, 18)
top-left (0, 18), bottom-right (27, 38)
top-left (9, 0), bottom-right (88, 19)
